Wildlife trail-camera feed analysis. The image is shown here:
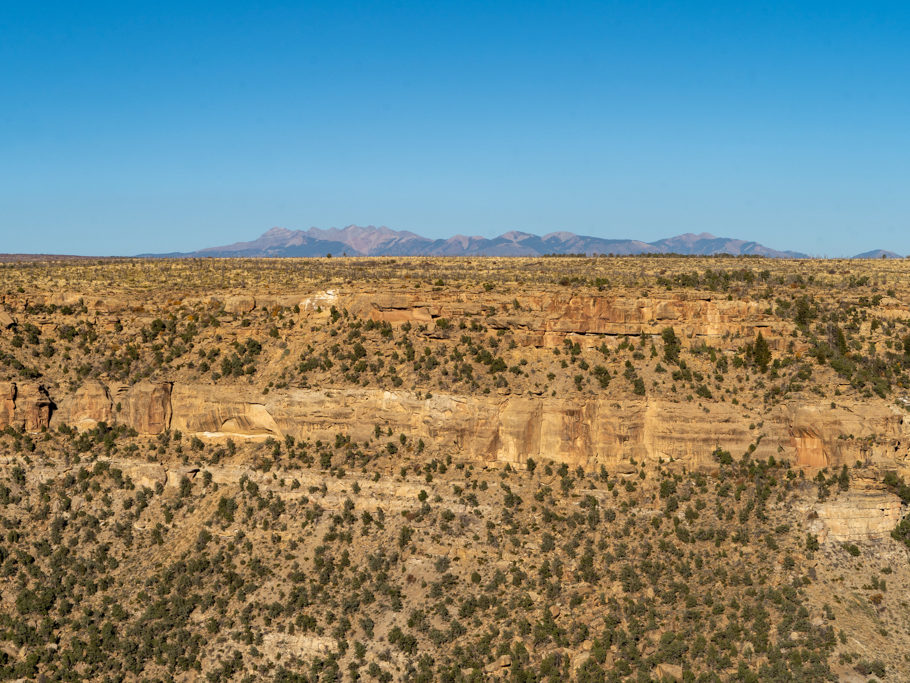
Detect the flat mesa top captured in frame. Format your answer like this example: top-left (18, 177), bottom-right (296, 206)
top-left (1, 255), bottom-right (908, 296)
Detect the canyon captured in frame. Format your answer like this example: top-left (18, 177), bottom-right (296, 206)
top-left (1, 256), bottom-right (909, 680)
top-left (3, 278), bottom-right (910, 481)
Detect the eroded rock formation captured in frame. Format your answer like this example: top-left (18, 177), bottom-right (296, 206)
top-left (44, 382), bottom-right (910, 478)
top-left (27, 289), bottom-right (794, 350)
top-left (55, 381), bottom-right (172, 434)
top-left (345, 292), bottom-right (789, 349)
top-left (68, 380), bottom-right (114, 429)
top-left (0, 382), bottom-right (53, 431)
top-left (808, 486), bottom-right (906, 542)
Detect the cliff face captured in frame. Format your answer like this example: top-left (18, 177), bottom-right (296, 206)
top-left (36, 378), bottom-right (910, 543)
top-left (43, 381), bottom-right (910, 476)
top-left (347, 292), bottom-right (787, 349)
top-left (0, 382), bottom-right (53, 431)
top-left (5, 264), bottom-right (910, 551)
top-left (54, 380), bottom-right (172, 434)
top-left (22, 290), bottom-right (791, 349)
top-left (808, 486), bottom-right (907, 542)
top-left (6, 283), bottom-right (910, 477)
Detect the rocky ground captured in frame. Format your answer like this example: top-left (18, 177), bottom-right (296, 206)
top-left (0, 255), bottom-right (908, 681)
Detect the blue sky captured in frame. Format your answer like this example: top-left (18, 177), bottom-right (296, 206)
top-left (2, 1), bottom-right (909, 256)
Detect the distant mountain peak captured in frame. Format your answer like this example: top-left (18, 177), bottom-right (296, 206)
top-left (501, 230), bottom-right (533, 241)
top-left (543, 231), bottom-right (576, 241)
top-left (146, 225), bottom-right (811, 259)
top-left (854, 249), bottom-right (903, 259)
top-left (262, 226), bottom-right (294, 237)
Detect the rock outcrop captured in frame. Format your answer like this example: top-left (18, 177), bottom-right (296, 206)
top-left (0, 383), bottom-right (15, 427)
top-left (46, 382), bottom-right (910, 475)
top-left (34, 289), bottom-right (793, 350)
top-left (119, 382), bottom-right (172, 434)
top-left (0, 382), bottom-right (53, 431)
top-left (786, 403), bottom-right (905, 469)
top-left (68, 380), bottom-right (114, 429)
top-left (0, 309), bottom-right (15, 329)
top-left (224, 295), bottom-right (256, 314)
top-left (54, 381), bottom-right (172, 435)
top-left (346, 292), bottom-right (789, 349)
top-left (169, 383), bottom-right (280, 438)
top-left (808, 487), bottom-right (906, 542)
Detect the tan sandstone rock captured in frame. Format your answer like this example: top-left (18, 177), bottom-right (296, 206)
top-left (38, 379), bottom-right (910, 474)
top-left (224, 295), bottom-right (256, 314)
top-left (69, 381), bottom-right (114, 430)
top-left (0, 383), bottom-right (15, 428)
top-left (344, 291), bottom-right (791, 350)
top-left (654, 662), bottom-right (683, 681)
top-left (0, 383), bottom-right (53, 431)
top-left (808, 487), bottom-right (905, 543)
top-left (119, 382), bottom-right (172, 434)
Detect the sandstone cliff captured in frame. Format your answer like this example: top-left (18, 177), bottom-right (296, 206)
top-left (18, 289), bottom-right (794, 350)
top-left (807, 485), bottom-right (907, 543)
top-left (0, 382), bottom-right (53, 431)
top-left (41, 381), bottom-right (910, 478)
top-left (344, 291), bottom-right (788, 349)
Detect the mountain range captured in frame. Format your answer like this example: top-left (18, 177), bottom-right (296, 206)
top-left (144, 226), bottom-right (902, 259)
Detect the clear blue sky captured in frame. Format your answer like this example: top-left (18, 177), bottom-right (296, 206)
top-left (2, 1), bottom-right (909, 256)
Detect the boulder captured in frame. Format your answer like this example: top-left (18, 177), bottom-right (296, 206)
top-left (483, 654), bottom-right (511, 673)
top-left (0, 310), bottom-right (15, 329)
top-left (224, 295), bottom-right (256, 314)
top-left (654, 662), bottom-right (683, 681)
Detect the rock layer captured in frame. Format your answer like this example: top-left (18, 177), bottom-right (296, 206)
top-left (45, 382), bottom-right (910, 476)
top-left (21, 289), bottom-right (794, 350)
top-left (346, 292), bottom-right (788, 349)
top-left (0, 382), bottom-right (53, 431)
top-left (808, 488), bottom-right (906, 542)
top-left (55, 381), bottom-right (172, 434)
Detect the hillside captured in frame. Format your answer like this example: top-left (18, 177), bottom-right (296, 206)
top-left (0, 255), bottom-right (909, 680)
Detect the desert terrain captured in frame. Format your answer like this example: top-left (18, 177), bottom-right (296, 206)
top-left (0, 255), bottom-right (909, 681)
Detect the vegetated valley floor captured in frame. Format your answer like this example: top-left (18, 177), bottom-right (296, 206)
top-left (0, 256), bottom-right (909, 682)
